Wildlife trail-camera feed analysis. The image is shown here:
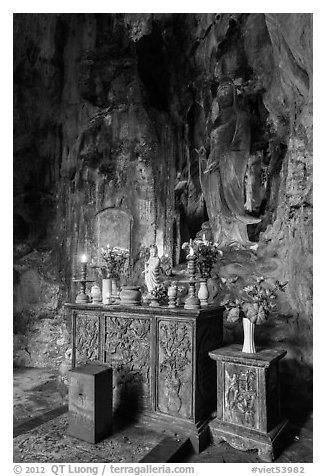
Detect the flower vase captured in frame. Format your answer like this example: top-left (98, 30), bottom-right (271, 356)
top-left (242, 317), bottom-right (256, 353)
top-left (198, 278), bottom-right (209, 307)
top-left (102, 278), bottom-right (112, 304)
top-left (111, 278), bottom-right (120, 300)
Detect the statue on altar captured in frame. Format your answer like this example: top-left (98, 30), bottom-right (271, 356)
top-left (195, 221), bottom-right (214, 243)
top-left (198, 77), bottom-right (260, 249)
top-left (143, 244), bottom-right (161, 293)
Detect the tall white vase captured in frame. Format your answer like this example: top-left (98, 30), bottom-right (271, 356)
top-left (198, 279), bottom-right (209, 307)
top-left (102, 278), bottom-right (112, 304)
top-left (111, 278), bottom-right (120, 299)
top-left (242, 317), bottom-right (256, 353)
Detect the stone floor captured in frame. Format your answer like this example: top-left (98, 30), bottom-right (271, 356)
top-left (13, 368), bottom-right (67, 426)
top-left (13, 367), bottom-right (313, 464)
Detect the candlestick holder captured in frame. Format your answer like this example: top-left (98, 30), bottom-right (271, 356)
top-left (184, 254), bottom-right (200, 310)
top-left (73, 262), bottom-right (94, 303)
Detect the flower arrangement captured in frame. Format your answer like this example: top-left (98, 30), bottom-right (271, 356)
top-left (221, 277), bottom-right (287, 325)
top-left (100, 244), bottom-right (130, 279)
top-left (182, 239), bottom-right (222, 278)
top-left (150, 283), bottom-right (168, 304)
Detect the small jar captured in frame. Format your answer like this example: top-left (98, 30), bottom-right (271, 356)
top-left (120, 286), bottom-right (141, 306)
top-left (90, 283), bottom-right (102, 303)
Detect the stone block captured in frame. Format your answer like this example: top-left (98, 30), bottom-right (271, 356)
top-left (68, 363), bottom-right (112, 443)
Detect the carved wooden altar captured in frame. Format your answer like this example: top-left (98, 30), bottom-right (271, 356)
top-left (65, 303), bottom-right (224, 452)
top-left (209, 344), bottom-right (289, 461)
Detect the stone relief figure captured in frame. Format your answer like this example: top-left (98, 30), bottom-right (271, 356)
top-left (143, 244), bottom-right (160, 293)
top-left (199, 77), bottom-right (260, 248)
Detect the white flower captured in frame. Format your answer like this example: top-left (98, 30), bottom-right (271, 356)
top-left (243, 285), bottom-right (253, 292)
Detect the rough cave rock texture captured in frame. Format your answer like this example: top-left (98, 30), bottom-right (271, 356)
top-left (13, 14), bottom-right (312, 403)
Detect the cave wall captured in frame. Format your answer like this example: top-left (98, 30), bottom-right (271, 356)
top-left (257, 14), bottom-right (313, 400)
top-left (13, 13), bottom-right (312, 403)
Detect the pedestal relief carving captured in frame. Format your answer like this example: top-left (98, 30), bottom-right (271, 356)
top-left (104, 316), bottom-right (151, 412)
top-left (224, 366), bottom-right (258, 428)
top-left (224, 363), bottom-right (258, 429)
top-left (157, 320), bottom-right (193, 418)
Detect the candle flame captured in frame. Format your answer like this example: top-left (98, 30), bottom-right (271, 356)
top-left (81, 254), bottom-right (87, 263)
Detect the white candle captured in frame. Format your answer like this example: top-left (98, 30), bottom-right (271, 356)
top-left (203, 233), bottom-right (206, 241)
top-left (189, 247), bottom-right (194, 256)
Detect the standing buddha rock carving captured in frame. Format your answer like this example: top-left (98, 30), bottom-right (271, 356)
top-left (199, 77), bottom-right (260, 248)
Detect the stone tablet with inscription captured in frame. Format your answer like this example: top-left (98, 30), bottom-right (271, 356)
top-left (96, 208), bottom-right (132, 252)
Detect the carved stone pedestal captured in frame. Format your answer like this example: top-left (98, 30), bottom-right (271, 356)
top-left (209, 344), bottom-right (289, 462)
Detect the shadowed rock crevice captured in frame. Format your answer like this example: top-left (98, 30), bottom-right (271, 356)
top-left (136, 23), bottom-right (171, 111)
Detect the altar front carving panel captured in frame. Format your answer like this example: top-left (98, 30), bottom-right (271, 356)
top-left (104, 314), bottom-right (152, 414)
top-left (66, 303), bottom-right (223, 450)
top-left (157, 319), bottom-right (193, 419)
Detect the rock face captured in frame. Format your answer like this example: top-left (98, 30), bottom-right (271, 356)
top-left (13, 14), bottom-right (312, 403)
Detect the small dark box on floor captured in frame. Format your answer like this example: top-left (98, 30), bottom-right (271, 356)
top-left (68, 363), bottom-right (112, 443)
